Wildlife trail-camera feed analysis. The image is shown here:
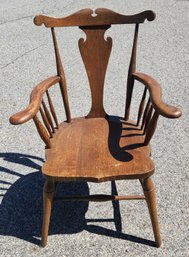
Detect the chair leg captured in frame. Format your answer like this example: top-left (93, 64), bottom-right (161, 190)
top-left (41, 177), bottom-right (55, 247)
top-left (141, 177), bottom-right (162, 247)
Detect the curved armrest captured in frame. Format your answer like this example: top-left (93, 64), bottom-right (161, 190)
top-left (132, 72), bottom-right (182, 118)
top-left (10, 76), bottom-right (60, 125)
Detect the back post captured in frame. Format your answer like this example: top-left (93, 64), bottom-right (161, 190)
top-left (51, 27), bottom-right (71, 122)
top-left (124, 23), bottom-right (139, 120)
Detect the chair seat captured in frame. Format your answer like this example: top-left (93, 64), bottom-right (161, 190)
top-left (42, 116), bottom-right (155, 182)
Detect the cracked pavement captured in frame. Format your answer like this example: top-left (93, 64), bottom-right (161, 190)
top-left (0, 44), bottom-right (45, 70)
top-left (0, 0), bottom-right (189, 257)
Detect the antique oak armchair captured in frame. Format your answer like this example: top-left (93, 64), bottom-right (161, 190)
top-left (10, 9), bottom-right (182, 247)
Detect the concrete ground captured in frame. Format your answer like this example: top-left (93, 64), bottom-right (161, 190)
top-left (0, 0), bottom-right (188, 256)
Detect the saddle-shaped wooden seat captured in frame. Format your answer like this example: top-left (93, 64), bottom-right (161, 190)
top-left (43, 117), bottom-right (154, 181)
top-left (10, 8), bottom-right (181, 248)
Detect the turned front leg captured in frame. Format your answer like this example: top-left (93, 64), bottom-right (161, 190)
top-left (141, 177), bottom-right (161, 247)
top-left (41, 177), bottom-right (55, 247)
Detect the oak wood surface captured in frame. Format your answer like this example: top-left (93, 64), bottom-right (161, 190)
top-left (42, 116), bottom-right (154, 182)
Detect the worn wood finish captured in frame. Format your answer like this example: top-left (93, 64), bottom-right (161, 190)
top-left (10, 76), bottom-right (60, 125)
top-left (125, 23), bottom-right (139, 120)
top-left (133, 72), bottom-right (182, 118)
top-left (34, 9), bottom-right (155, 28)
top-left (79, 26), bottom-right (112, 117)
top-left (42, 117), bottom-right (154, 182)
top-left (141, 177), bottom-right (161, 247)
top-left (10, 8), bottom-right (183, 248)
top-left (51, 28), bottom-right (71, 122)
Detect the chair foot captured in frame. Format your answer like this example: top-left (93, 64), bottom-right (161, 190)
top-left (41, 177), bottom-right (55, 247)
top-left (141, 177), bottom-right (162, 247)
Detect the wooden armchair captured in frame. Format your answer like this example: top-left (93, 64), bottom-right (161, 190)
top-left (10, 8), bottom-right (182, 247)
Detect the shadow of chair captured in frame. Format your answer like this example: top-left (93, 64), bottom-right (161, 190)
top-left (0, 153), bottom-right (156, 247)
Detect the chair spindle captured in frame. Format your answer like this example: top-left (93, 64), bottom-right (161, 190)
top-left (33, 115), bottom-right (52, 148)
top-left (42, 100), bottom-right (55, 133)
top-left (144, 105), bottom-right (153, 134)
top-left (137, 87), bottom-right (147, 126)
top-left (46, 90), bottom-right (59, 129)
top-left (39, 107), bottom-right (53, 137)
top-left (144, 111), bottom-right (159, 145)
top-left (51, 27), bottom-right (71, 122)
top-left (141, 98), bottom-right (151, 130)
top-left (125, 23), bottom-right (139, 120)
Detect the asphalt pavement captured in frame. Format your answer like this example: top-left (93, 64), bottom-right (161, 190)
top-left (0, 0), bottom-right (188, 256)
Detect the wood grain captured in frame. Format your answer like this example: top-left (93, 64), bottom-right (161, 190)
top-left (133, 72), bottom-right (182, 118)
top-left (34, 9), bottom-right (155, 27)
top-left (42, 116), bottom-right (154, 182)
top-left (51, 28), bottom-right (71, 122)
top-left (79, 26), bottom-right (112, 117)
top-left (9, 8), bottom-right (183, 248)
top-left (10, 76), bottom-right (60, 125)
top-left (141, 177), bottom-right (161, 247)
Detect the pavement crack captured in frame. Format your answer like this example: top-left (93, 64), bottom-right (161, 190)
top-left (0, 15), bottom-right (33, 26)
top-left (0, 44), bottom-right (46, 70)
